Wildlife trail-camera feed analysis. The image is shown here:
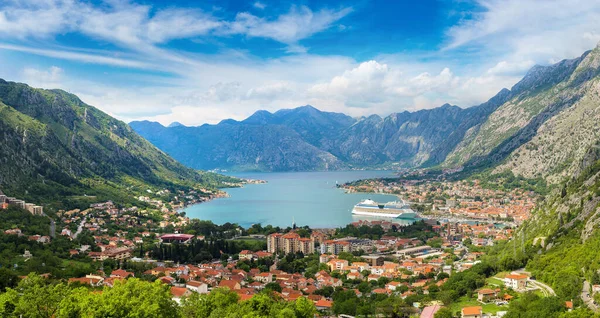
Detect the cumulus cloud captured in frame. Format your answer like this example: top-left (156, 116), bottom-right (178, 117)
top-left (2, 0), bottom-right (599, 126)
top-left (246, 82), bottom-right (294, 100)
top-left (22, 66), bottom-right (63, 88)
top-left (309, 61), bottom-right (398, 107)
top-left (253, 2), bottom-right (266, 10)
top-left (308, 61), bottom-right (463, 110)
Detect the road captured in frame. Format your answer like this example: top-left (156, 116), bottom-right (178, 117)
top-left (582, 280), bottom-right (598, 311)
top-left (73, 216), bottom-right (87, 239)
top-left (42, 212), bottom-right (56, 238)
top-left (49, 218), bottom-right (56, 238)
top-left (529, 279), bottom-right (556, 296)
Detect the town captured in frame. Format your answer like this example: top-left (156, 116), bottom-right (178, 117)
top-left (341, 177), bottom-right (538, 225)
top-left (0, 179), bottom-right (565, 318)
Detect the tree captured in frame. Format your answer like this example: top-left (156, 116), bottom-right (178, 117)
top-left (265, 282), bottom-right (283, 293)
top-left (92, 279), bottom-right (179, 317)
top-left (0, 269), bottom-right (19, 292)
top-left (294, 297), bottom-right (316, 318)
top-left (11, 273), bottom-right (70, 318)
top-left (434, 307), bottom-right (454, 318)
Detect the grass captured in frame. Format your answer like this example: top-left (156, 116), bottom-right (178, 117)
top-left (448, 296), bottom-right (508, 314)
top-left (495, 271), bottom-right (509, 279)
top-left (486, 277), bottom-right (505, 287)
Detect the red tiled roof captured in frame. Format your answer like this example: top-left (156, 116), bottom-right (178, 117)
top-left (314, 299), bottom-right (333, 308)
top-left (461, 306), bottom-right (482, 315)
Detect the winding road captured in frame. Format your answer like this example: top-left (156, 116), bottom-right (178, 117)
top-left (73, 216), bottom-right (87, 239)
top-left (529, 279), bottom-right (556, 297)
top-left (582, 280), bottom-right (598, 311)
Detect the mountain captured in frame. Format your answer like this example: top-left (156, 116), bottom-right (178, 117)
top-left (131, 43), bottom-right (600, 176)
top-left (168, 122), bottom-right (184, 128)
top-left (444, 43), bottom-right (600, 184)
top-left (333, 104), bottom-right (470, 166)
top-left (490, 146), bottom-right (600, 300)
top-left (130, 106), bottom-right (349, 172)
top-left (130, 104), bottom-right (483, 171)
top-left (0, 79), bottom-right (236, 208)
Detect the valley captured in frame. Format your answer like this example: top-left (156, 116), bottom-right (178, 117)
top-left (2, 22), bottom-right (600, 318)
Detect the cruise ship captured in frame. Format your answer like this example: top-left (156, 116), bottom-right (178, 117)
top-left (352, 199), bottom-right (418, 219)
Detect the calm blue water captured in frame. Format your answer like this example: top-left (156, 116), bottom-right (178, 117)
top-left (184, 170), bottom-right (415, 228)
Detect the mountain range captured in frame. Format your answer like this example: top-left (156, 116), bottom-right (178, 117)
top-left (0, 79), bottom-right (236, 209)
top-left (130, 103), bottom-right (486, 172)
top-left (131, 42), bottom-right (600, 181)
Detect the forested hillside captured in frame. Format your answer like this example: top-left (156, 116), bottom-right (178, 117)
top-left (0, 80), bottom-right (237, 208)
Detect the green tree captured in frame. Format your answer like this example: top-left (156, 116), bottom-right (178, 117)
top-left (434, 307), bottom-right (454, 318)
top-left (92, 278), bottom-right (179, 317)
top-left (294, 297), bottom-right (316, 318)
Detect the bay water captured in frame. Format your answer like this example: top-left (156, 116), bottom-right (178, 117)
top-left (184, 170), bottom-right (415, 228)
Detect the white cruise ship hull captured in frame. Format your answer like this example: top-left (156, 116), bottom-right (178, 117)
top-left (352, 210), bottom-right (402, 218)
top-left (351, 199), bottom-right (417, 219)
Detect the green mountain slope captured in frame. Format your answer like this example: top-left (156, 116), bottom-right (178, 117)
top-left (0, 79), bottom-right (236, 208)
top-left (492, 147), bottom-right (600, 300)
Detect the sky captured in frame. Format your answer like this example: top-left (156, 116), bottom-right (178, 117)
top-left (1, 0), bottom-right (600, 126)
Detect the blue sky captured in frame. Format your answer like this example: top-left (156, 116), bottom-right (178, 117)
top-left (1, 0), bottom-right (599, 125)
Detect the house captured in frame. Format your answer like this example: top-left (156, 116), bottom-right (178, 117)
top-left (477, 288), bottom-right (497, 302)
top-left (254, 272), bottom-right (273, 283)
top-left (565, 301), bottom-right (573, 312)
top-left (327, 259), bottom-right (349, 271)
top-left (385, 281), bottom-right (403, 291)
top-left (186, 281), bottom-right (208, 294)
top-left (110, 269), bottom-right (134, 278)
top-left (219, 280), bottom-right (241, 290)
top-left (314, 299), bottom-right (333, 311)
top-left (239, 250), bottom-right (254, 261)
top-left (504, 274), bottom-right (528, 290)
top-left (68, 275), bottom-right (104, 287)
top-left (347, 272), bottom-right (362, 280)
top-left (461, 306), bottom-right (482, 318)
top-left (170, 287), bottom-right (192, 304)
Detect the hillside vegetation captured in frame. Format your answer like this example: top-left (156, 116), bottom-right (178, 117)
top-left (0, 79), bottom-right (237, 209)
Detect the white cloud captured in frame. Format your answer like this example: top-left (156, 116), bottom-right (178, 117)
top-left (246, 82), bottom-right (294, 100)
top-left (202, 82), bottom-right (241, 102)
top-left (22, 66), bottom-right (63, 88)
top-left (253, 2), bottom-right (266, 10)
top-left (2, 0), bottom-right (599, 128)
top-left (0, 43), bottom-right (151, 69)
top-left (486, 60), bottom-right (536, 75)
top-left (308, 61), bottom-right (463, 111)
top-left (0, 1), bottom-right (350, 53)
top-left (445, 0), bottom-right (600, 63)
top-left (308, 60), bottom-right (398, 107)
top-left (223, 6), bottom-right (353, 50)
